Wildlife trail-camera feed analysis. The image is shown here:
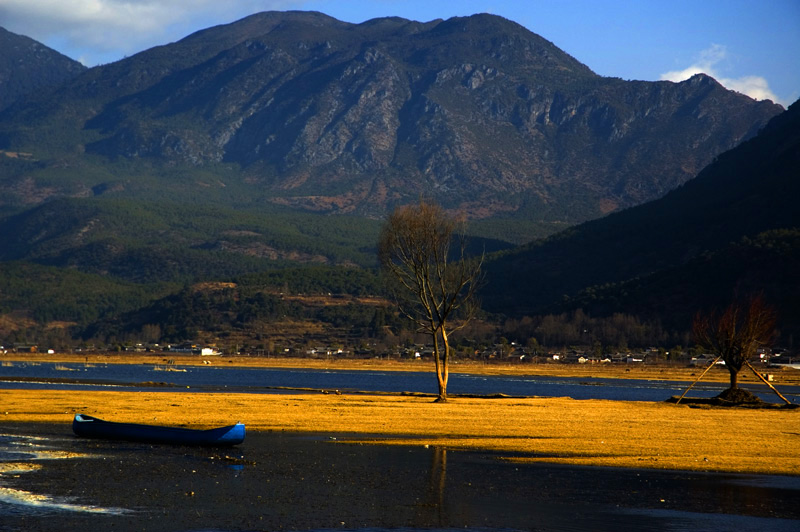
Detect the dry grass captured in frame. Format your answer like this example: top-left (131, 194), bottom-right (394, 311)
top-left (2, 388), bottom-right (798, 476)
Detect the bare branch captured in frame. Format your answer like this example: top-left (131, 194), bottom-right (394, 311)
top-left (692, 295), bottom-right (776, 392)
top-left (378, 199), bottom-right (482, 401)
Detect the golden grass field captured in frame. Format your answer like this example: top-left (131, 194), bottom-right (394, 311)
top-left (2, 354), bottom-right (798, 476)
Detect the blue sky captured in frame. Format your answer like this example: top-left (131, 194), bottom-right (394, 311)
top-left (1, 0), bottom-right (797, 106)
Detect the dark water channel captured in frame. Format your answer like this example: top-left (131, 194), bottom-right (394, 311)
top-left (1, 361), bottom-right (798, 403)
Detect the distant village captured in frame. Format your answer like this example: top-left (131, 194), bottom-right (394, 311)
top-left (3, 341), bottom-right (797, 368)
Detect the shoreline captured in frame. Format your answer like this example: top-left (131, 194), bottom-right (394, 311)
top-left (1, 386), bottom-right (798, 477)
top-left (4, 352), bottom-right (800, 386)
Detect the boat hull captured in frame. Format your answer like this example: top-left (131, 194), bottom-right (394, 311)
top-left (72, 414), bottom-right (245, 446)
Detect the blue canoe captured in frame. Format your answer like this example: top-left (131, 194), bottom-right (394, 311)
top-left (72, 414), bottom-right (245, 446)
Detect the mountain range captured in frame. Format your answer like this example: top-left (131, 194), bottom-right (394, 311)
top-left (0, 12), bottom-right (781, 232)
top-left (0, 11), bottom-right (795, 346)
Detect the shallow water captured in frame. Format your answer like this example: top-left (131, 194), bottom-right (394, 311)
top-left (1, 362), bottom-right (798, 403)
top-left (0, 432), bottom-right (129, 517)
top-left (0, 425), bottom-right (798, 531)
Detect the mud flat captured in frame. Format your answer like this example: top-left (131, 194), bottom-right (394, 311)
top-left (3, 423), bottom-right (798, 532)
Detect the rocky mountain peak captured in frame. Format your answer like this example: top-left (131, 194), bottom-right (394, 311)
top-left (0, 12), bottom-right (784, 236)
top-left (0, 26), bottom-right (87, 111)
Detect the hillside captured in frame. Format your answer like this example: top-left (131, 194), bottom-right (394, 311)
top-left (0, 198), bottom-right (384, 278)
top-left (562, 229), bottom-right (800, 335)
top-left (79, 267), bottom-right (395, 349)
top-left (483, 100), bottom-right (800, 334)
top-left (0, 26), bottom-right (86, 111)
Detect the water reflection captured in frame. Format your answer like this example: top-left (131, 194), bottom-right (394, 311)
top-left (0, 485), bottom-right (129, 515)
top-left (0, 433), bottom-right (128, 516)
top-left (0, 426), bottom-right (799, 531)
top-left (422, 446), bottom-right (447, 526)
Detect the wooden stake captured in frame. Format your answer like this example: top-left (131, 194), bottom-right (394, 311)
top-left (675, 356), bottom-right (721, 404)
top-left (744, 360), bottom-right (792, 405)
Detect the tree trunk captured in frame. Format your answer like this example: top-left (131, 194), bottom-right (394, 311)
top-left (432, 330), bottom-right (447, 402)
top-left (440, 326), bottom-right (450, 400)
top-left (728, 365), bottom-right (739, 389)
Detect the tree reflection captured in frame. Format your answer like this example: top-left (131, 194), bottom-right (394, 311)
top-left (420, 446), bottom-right (448, 525)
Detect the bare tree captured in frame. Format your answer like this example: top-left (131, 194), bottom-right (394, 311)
top-left (379, 200), bottom-right (482, 402)
top-left (692, 295), bottom-right (776, 393)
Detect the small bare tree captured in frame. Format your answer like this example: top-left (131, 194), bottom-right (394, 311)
top-left (692, 295), bottom-right (776, 393)
top-left (379, 200), bottom-right (482, 402)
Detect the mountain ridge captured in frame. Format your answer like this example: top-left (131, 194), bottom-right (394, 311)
top-left (0, 12), bottom-right (782, 234)
top-left (0, 27), bottom-right (86, 112)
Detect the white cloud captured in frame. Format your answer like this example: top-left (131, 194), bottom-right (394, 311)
top-left (720, 76), bottom-right (780, 103)
top-left (660, 44), bottom-right (782, 105)
top-left (660, 43), bottom-right (725, 82)
top-left (0, 0), bottom-right (302, 65)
